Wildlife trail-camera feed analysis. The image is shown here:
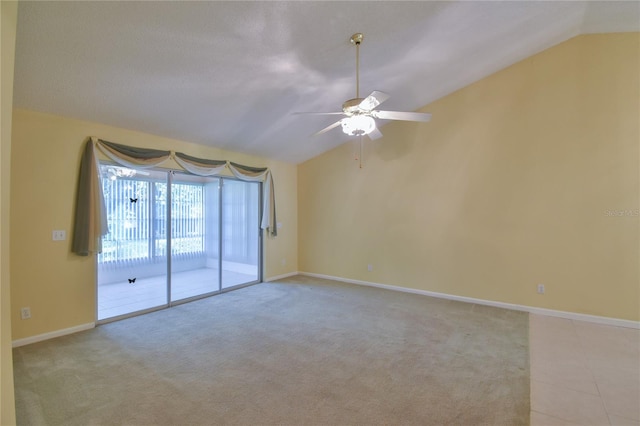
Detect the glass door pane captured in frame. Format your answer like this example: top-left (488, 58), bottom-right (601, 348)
top-left (221, 179), bottom-right (260, 289)
top-left (97, 166), bottom-right (168, 320)
top-left (170, 174), bottom-right (220, 302)
top-left (97, 167), bottom-right (263, 321)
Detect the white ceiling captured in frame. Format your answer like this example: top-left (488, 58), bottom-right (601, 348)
top-left (13, 1), bottom-right (639, 164)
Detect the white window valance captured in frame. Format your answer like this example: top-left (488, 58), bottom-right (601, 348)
top-left (72, 137), bottom-right (277, 256)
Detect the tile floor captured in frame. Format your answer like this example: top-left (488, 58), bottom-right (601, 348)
top-left (529, 314), bottom-right (640, 425)
top-left (98, 267), bottom-right (256, 320)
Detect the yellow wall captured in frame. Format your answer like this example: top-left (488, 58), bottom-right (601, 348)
top-left (1, 1), bottom-right (18, 423)
top-left (10, 109), bottom-right (298, 340)
top-left (298, 33), bottom-right (640, 321)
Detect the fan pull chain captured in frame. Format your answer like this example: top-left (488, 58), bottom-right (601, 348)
top-left (353, 137), bottom-right (363, 169)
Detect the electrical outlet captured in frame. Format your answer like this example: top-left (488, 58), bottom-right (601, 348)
top-left (52, 230), bottom-right (66, 241)
top-left (21, 307), bottom-right (31, 320)
top-left (537, 284), bottom-right (545, 294)
top-left (281, 258), bottom-right (286, 266)
top-left (367, 264), bottom-right (373, 272)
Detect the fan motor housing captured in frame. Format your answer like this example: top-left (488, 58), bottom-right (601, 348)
top-left (342, 98), bottom-right (365, 115)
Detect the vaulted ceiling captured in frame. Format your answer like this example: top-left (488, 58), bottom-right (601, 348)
top-left (13, 1), bottom-right (639, 164)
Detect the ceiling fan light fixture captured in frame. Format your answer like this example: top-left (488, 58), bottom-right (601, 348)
top-left (341, 115), bottom-right (376, 136)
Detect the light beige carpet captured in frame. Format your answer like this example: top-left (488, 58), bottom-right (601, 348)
top-left (13, 275), bottom-right (530, 425)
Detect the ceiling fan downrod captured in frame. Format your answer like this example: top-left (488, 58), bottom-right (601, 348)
top-left (350, 33), bottom-right (363, 99)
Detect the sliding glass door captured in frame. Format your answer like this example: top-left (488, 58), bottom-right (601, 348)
top-left (221, 179), bottom-right (260, 288)
top-left (97, 165), bottom-right (261, 322)
top-left (170, 174), bottom-right (220, 302)
top-left (97, 167), bottom-right (169, 320)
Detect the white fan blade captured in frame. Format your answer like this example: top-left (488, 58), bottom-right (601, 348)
top-left (368, 127), bottom-right (383, 140)
top-left (312, 120), bottom-right (342, 137)
top-left (373, 110), bottom-right (432, 122)
top-left (358, 91), bottom-right (390, 111)
top-left (293, 112), bottom-right (345, 116)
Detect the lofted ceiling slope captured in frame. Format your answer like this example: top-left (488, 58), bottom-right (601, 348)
top-left (13, 1), bottom-right (640, 164)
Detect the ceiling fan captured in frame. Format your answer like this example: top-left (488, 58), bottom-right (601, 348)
top-left (297, 33), bottom-right (432, 140)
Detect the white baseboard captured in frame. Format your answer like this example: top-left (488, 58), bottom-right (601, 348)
top-left (12, 272), bottom-right (638, 347)
top-left (12, 322), bottom-right (95, 348)
top-left (11, 273), bottom-right (299, 347)
top-left (263, 271), bottom-right (298, 282)
top-left (298, 272), bottom-right (640, 330)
